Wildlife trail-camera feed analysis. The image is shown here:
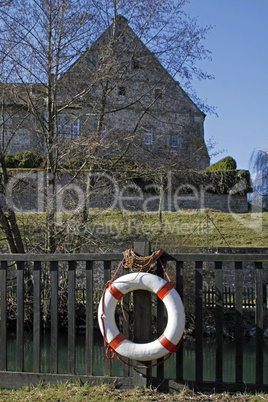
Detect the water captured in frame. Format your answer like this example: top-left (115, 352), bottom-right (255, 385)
top-left (6, 331), bottom-right (268, 384)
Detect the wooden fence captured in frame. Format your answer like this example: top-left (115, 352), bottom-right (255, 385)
top-left (204, 285), bottom-right (268, 309)
top-left (0, 247), bottom-right (267, 392)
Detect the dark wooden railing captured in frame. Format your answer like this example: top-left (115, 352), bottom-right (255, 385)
top-left (0, 248), bottom-right (267, 392)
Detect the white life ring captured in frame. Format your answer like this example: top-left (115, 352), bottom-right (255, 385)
top-left (98, 272), bottom-right (185, 361)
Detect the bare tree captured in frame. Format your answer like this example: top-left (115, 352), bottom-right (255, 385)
top-left (0, 24), bottom-right (29, 253)
top-left (0, 0), bottom-right (213, 253)
top-left (0, 0), bottom-right (101, 252)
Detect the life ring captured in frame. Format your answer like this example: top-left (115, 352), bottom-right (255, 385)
top-left (98, 272), bottom-right (185, 361)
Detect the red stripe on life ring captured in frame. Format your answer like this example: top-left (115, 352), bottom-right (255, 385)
top-left (109, 333), bottom-right (125, 350)
top-left (109, 284), bottom-right (124, 300)
top-left (158, 334), bottom-right (177, 353)
top-left (156, 281), bottom-right (175, 300)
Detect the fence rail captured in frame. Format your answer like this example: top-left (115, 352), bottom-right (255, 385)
top-left (0, 248), bottom-right (267, 392)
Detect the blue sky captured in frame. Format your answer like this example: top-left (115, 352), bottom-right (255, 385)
top-left (184, 0), bottom-right (268, 171)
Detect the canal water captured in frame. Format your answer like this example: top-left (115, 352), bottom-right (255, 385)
top-left (6, 331), bottom-right (268, 384)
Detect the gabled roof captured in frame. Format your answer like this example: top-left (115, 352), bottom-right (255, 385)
top-left (64, 15), bottom-right (204, 117)
top-left (1, 15), bottom-right (204, 118)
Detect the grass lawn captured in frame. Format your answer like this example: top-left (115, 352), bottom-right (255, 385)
top-left (0, 383), bottom-right (267, 401)
top-left (4, 209), bottom-right (267, 252)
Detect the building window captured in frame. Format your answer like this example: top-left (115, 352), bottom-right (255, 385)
top-left (144, 129), bottom-right (153, 146)
top-left (100, 126), bottom-right (106, 142)
top-left (169, 150), bottom-right (177, 158)
top-left (133, 59), bottom-right (140, 69)
top-left (155, 89), bottom-right (162, 99)
top-left (169, 135), bottom-right (179, 148)
top-left (58, 117), bottom-right (80, 138)
top-left (73, 119), bottom-right (80, 136)
top-left (118, 86), bottom-right (126, 96)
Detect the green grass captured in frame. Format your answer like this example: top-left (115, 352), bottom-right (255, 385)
top-left (87, 209), bottom-right (268, 250)
top-left (0, 382), bottom-right (267, 401)
top-left (1, 210), bottom-right (267, 252)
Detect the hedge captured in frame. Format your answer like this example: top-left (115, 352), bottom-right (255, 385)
top-left (206, 156), bottom-right (237, 171)
top-left (5, 151), bottom-right (45, 168)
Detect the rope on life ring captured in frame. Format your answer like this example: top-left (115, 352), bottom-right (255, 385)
top-left (122, 248), bottom-right (165, 273)
top-left (98, 271), bottom-right (185, 362)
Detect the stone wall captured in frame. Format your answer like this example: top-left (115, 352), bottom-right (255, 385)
top-left (1, 169), bottom-right (248, 213)
top-left (1, 109), bottom-right (44, 155)
top-left (173, 192), bottom-right (248, 213)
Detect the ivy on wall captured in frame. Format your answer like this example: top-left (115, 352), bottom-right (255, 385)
top-left (172, 169), bottom-right (252, 195)
top-left (3, 153), bottom-right (252, 196)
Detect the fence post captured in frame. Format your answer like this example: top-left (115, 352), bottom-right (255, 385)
top-left (50, 261), bottom-right (59, 374)
top-left (16, 261), bottom-right (24, 372)
top-left (235, 261), bottom-right (243, 383)
top-left (156, 258), bottom-right (165, 379)
top-left (86, 261), bottom-right (94, 376)
top-left (122, 263), bottom-right (130, 377)
top-left (215, 261), bottom-right (223, 383)
top-left (0, 261), bottom-right (7, 371)
top-left (255, 262), bottom-right (263, 385)
top-left (176, 260), bottom-right (184, 381)
top-left (33, 261), bottom-right (41, 373)
top-left (133, 239), bottom-right (152, 388)
top-left (195, 261), bottom-right (203, 382)
top-left (104, 261), bottom-right (111, 377)
top-left (68, 261), bottom-right (76, 374)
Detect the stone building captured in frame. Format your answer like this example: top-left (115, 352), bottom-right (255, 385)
top-left (0, 15), bottom-right (210, 170)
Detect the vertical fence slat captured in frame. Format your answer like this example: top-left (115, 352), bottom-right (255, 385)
top-left (68, 261), bottom-right (76, 374)
top-left (86, 261), bottom-right (93, 376)
top-left (235, 261), bottom-right (243, 383)
top-left (33, 261), bottom-right (41, 373)
top-left (0, 251), bottom-right (266, 391)
top-left (255, 262), bottom-right (263, 385)
top-left (16, 261), bottom-right (24, 372)
top-left (195, 261), bottom-right (203, 382)
top-left (0, 261), bottom-right (7, 371)
top-left (104, 261), bottom-right (111, 377)
top-left (122, 265), bottom-right (130, 377)
top-left (50, 261), bottom-right (58, 374)
top-left (133, 240), bottom-right (152, 388)
top-left (215, 261), bottom-right (223, 383)
top-left (263, 283), bottom-right (267, 309)
top-left (176, 260), bottom-right (184, 382)
top-left (156, 261), bottom-right (165, 379)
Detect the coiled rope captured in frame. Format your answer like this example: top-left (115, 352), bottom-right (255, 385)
top-left (122, 248), bottom-right (165, 273)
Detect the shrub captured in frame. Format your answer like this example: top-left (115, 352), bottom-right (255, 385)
top-left (206, 156), bottom-right (237, 171)
top-left (4, 151), bottom-right (45, 168)
top-left (61, 156), bottom-right (86, 169)
top-left (19, 151), bottom-right (45, 168)
top-left (4, 154), bottom-right (18, 168)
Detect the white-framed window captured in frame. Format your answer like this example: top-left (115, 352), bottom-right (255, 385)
top-left (169, 149), bottom-right (177, 158)
top-left (73, 119), bottom-right (80, 136)
top-left (118, 86), bottom-right (126, 96)
top-left (144, 128), bottom-right (153, 146)
top-left (155, 88), bottom-right (162, 99)
top-left (169, 135), bottom-right (179, 148)
top-left (132, 59), bottom-right (141, 70)
top-left (100, 126), bottom-right (106, 142)
top-left (57, 117), bottom-right (80, 138)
